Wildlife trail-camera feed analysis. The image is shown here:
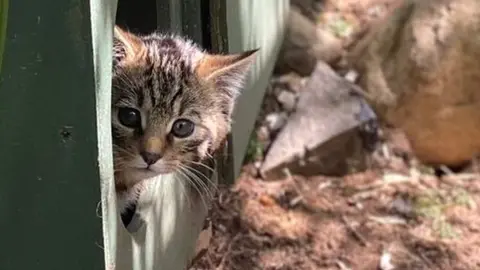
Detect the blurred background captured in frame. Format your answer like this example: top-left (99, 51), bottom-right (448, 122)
top-left (1, 0), bottom-right (480, 269)
top-left (191, 0), bottom-right (480, 269)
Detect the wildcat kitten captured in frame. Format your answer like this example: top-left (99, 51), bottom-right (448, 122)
top-left (111, 26), bottom-right (257, 223)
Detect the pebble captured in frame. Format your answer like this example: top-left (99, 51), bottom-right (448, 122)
top-left (276, 90), bottom-right (298, 112)
top-left (344, 69), bottom-right (359, 83)
top-left (265, 112), bottom-right (288, 132)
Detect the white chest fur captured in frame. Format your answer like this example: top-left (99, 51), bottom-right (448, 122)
top-left (115, 173), bottom-right (209, 270)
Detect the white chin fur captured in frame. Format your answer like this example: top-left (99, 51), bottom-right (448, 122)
top-left (116, 172), bottom-right (210, 269)
top-left (118, 165), bottom-right (176, 214)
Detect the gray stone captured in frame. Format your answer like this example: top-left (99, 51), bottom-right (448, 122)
top-left (271, 73), bottom-right (307, 93)
top-left (291, 0), bottom-right (323, 22)
top-left (276, 90), bottom-right (298, 112)
top-left (349, 0), bottom-right (480, 167)
top-left (261, 62), bottom-right (377, 179)
top-left (274, 8), bottom-right (342, 76)
top-left (343, 69), bottom-right (359, 83)
top-left (265, 112), bottom-right (288, 133)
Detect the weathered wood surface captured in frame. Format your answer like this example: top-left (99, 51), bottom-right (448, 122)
top-left (227, 0), bottom-right (290, 180)
top-left (0, 0), bottom-right (104, 269)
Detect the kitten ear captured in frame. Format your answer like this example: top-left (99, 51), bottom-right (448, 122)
top-left (196, 49), bottom-right (258, 98)
top-left (113, 26), bottom-right (143, 64)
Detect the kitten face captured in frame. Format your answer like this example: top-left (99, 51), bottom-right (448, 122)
top-left (112, 26), bottom-right (256, 189)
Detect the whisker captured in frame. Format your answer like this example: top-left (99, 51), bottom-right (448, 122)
top-left (186, 160), bottom-right (216, 174)
top-left (178, 165), bottom-right (214, 201)
top-left (113, 146), bottom-right (137, 159)
top-left (178, 164), bottom-right (215, 201)
top-left (176, 167), bottom-right (208, 210)
top-left (182, 163), bottom-right (218, 194)
top-left (173, 171), bottom-right (193, 208)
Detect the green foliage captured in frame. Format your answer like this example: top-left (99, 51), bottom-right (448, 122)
top-left (452, 188), bottom-right (476, 209)
top-left (413, 188), bottom-right (473, 239)
top-left (329, 17), bottom-right (352, 38)
top-left (244, 133), bottom-right (264, 163)
top-left (414, 191), bottom-right (444, 219)
top-left (433, 216), bottom-right (460, 239)
top-left (416, 164), bottom-right (435, 175)
top-left (0, 0), bottom-right (8, 74)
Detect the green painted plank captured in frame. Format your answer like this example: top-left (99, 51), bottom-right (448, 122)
top-left (226, 0), bottom-right (290, 178)
top-left (204, 0), bottom-right (235, 185)
top-left (156, 0), bottom-right (182, 34)
top-left (0, 1), bottom-right (103, 269)
top-left (0, 0), bottom-right (8, 72)
top-left (90, 0), bottom-right (117, 268)
top-left (181, 0), bottom-right (203, 44)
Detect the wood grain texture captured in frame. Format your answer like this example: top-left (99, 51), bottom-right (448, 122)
top-left (227, 0), bottom-right (290, 179)
top-left (0, 0), bottom-right (103, 268)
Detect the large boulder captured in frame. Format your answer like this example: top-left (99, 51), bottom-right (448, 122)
top-left (348, 0), bottom-right (480, 167)
top-left (274, 7), bottom-right (342, 76)
top-left (261, 62), bottom-right (376, 179)
top-left (290, 0), bottom-right (324, 22)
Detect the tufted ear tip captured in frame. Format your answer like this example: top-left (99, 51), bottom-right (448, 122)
top-left (243, 48), bottom-right (260, 57)
top-left (113, 25), bottom-right (144, 65)
top-left (195, 49), bottom-right (258, 83)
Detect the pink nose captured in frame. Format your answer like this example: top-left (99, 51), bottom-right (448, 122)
top-left (140, 151), bottom-right (161, 165)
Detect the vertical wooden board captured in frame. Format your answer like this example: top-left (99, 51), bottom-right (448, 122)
top-left (207, 0), bottom-right (228, 54)
top-left (116, 0), bottom-right (157, 34)
top-left (0, 1), bottom-right (103, 269)
top-left (181, 0), bottom-right (203, 44)
top-left (90, 0), bottom-right (117, 267)
top-left (0, 0), bottom-right (8, 72)
top-left (226, 0), bottom-right (290, 178)
top-left (156, 0), bottom-right (182, 34)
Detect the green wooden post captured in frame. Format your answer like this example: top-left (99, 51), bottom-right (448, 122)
top-left (0, 1), bottom-right (104, 269)
top-left (227, 0), bottom-right (290, 180)
top-left (90, 0), bottom-right (118, 268)
top-left (0, 0), bottom-right (8, 72)
top-left (202, 0), bottom-right (235, 185)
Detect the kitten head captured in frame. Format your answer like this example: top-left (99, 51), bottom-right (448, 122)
top-left (112, 26), bottom-right (257, 187)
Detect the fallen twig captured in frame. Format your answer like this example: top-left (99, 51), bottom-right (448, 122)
top-left (317, 180), bottom-right (333, 191)
top-left (284, 168), bottom-right (307, 207)
top-left (335, 259), bottom-right (352, 270)
top-left (341, 215), bottom-right (369, 247)
top-left (368, 215), bottom-right (407, 225)
top-left (354, 172), bottom-right (413, 191)
top-left (439, 165), bottom-right (454, 175)
top-left (349, 189), bottom-right (378, 203)
top-left (216, 234), bottom-right (242, 270)
top-left (404, 248), bottom-right (436, 270)
top-left (379, 250), bottom-right (395, 270)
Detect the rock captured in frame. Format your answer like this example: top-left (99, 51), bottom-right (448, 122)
top-left (261, 62), bottom-right (377, 179)
top-left (291, 0), bottom-right (324, 22)
top-left (271, 73), bottom-right (307, 93)
top-left (390, 195), bottom-right (414, 218)
top-left (274, 7), bottom-right (343, 76)
top-left (265, 112), bottom-right (288, 133)
top-left (343, 69), bottom-right (359, 83)
top-left (348, 0), bottom-right (480, 167)
top-left (256, 125), bottom-right (270, 142)
top-left (313, 27), bottom-right (344, 63)
top-left (276, 90), bottom-right (298, 112)
top-left (385, 128), bottom-right (414, 158)
top-left (367, 5), bottom-right (385, 18)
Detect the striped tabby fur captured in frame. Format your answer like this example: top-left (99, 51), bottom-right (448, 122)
top-left (111, 26), bottom-right (256, 222)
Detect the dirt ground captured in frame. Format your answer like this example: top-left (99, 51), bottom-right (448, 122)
top-left (190, 0), bottom-right (480, 269)
top-left (191, 141), bottom-right (480, 270)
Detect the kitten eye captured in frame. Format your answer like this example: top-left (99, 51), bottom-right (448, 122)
top-left (171, 119), bottom-right (195, 138)
top-left (118, 107), bottom-right (141, 128)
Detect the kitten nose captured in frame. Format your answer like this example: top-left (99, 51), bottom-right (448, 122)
top-left (140, 151), bottom-right (162, 165)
